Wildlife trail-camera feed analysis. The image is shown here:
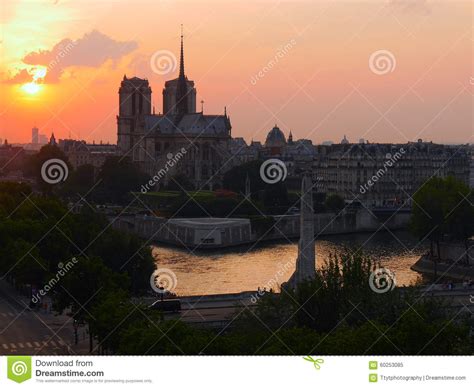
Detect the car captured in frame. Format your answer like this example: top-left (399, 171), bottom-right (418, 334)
top-left (149, 299), bottom-right (181, 313)
top-left (288, 206), bottom-right (299, 214)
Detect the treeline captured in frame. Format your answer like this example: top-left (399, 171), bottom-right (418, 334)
top-left (0, 181), bottom-right (155, 350)
top-left (411, 176), bottom-right (474, 274)
top-left (22, 144), bottom-right (150, 204)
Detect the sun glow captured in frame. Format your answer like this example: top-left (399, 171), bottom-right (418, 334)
top-left (21, 82), bottom-right (41, 95)
top-left (20, 67), bottom-right (47, 95)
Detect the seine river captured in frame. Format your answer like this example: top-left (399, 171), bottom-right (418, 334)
top-left (151, 231), bottom-right (428, 296)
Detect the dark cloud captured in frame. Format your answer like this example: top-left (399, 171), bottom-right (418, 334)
top-left (2, 68), bottom-right (32, 84)
top-left (4, 30), bottom-right (138, 83)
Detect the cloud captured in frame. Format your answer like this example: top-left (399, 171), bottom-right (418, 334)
top-left (2, 69), bottom-right (32, 84)
top-left (127, 53), bottom-right (156, 79)
top-left (4, 30), bottom-right (138, 83)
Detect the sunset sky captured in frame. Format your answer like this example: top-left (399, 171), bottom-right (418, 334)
top-left (0, 0), bottom-right (472, 145)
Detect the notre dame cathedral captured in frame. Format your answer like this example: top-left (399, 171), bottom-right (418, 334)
top-left (117, 33), bottom-right (232, 190)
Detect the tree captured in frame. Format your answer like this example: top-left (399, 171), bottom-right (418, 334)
top-left (95, 156), bottom-right (150, 204)
top-left (222, 160), bottom-right (267, 195)
top-left (411, 176), bottom-right (474, 275)
top-left (62, 164), bottom-right (95, 198)
top-left (442, 177), bottom-right (474, 264)
top-left (325, 194), bottom-right (345, 213)
top-left (165, 173), bottom-right (194, 191)
top-left (263, 182), bottom-right (289, 213)
top-left (0, 182), bottom-right (32, 217)
top-left (25, 144), bottom-right (71, 194)
top-left (53, 256), bottom-right (128, 352)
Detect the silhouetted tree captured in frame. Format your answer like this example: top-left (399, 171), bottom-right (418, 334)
top-left (62, 164), bottom-right (95, 198)
top-left (411, 176), bottom-right (474, 274)
top-left (25, 144), bottom-right (71, 194)
top-left (325, 194), bottom-right (345, 213)
top-left (95, 156), bottom-right (150, 204)
top-left (222, 160), bottom-right (267, 195)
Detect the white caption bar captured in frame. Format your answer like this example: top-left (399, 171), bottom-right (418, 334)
top-left (0, 356), bottom-right (472, 387)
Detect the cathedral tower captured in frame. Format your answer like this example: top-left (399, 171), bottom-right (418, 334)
top-left (162, 28), bottom-right (196, 116)
top-left (117, 76), bottom-right (152, 155)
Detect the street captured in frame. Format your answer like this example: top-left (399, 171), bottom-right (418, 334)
top-left (0, 280), bottom-right (86, 355)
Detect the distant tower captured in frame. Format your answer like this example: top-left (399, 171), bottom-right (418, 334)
top-left (287, 173), bottom-right (316, 288)
top-left (288, 131), bottom-right (293, 145)
top-left (49, 132), bottom-right (57, 146)
top-left (245, 174), bottom-right (251, 198)
top-left (341, 134), bottom-right (349, 144)
top-left (162, 27), bottom-right (197, 116)
top-left (32, 126), bottom-right (39, 144)
top-left (117, 75), bottom-right (152, 154)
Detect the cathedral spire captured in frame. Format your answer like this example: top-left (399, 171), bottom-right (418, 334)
top-left (175, 24), bottom-right (189, 121)
top-left (179, 24), bottom-right (185, 79)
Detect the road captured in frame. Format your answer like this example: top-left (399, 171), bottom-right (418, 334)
top-left (157, 293), bottom-right (258, 329)
top-left (0, 280), bottom-right (87, 355)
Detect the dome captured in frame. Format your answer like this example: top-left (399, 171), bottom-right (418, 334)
top-left (341, 134), bottom-right (349, 144)
top-left (265, 125), bottom-right (287, 147)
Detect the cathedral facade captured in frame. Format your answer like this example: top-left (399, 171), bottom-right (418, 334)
top-left (117, 34), bottom-right (231, 190)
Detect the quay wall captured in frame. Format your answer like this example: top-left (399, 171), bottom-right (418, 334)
top-left (111, 209), bottom-right (411, 249)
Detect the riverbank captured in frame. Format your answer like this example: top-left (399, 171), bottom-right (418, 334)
top-left (113, 208), bottom-right (411, 249)
top-left (411, 255), bottom-right (474, 281)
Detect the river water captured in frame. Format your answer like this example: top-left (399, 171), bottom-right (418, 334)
top-left (151, 231), bottom-right (428, 296)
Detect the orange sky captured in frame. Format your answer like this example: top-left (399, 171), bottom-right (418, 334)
top-left (0, 0), bottom-right (472, 145)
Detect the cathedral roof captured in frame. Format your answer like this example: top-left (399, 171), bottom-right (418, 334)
top-left (144, 112), bottom-right (230, 136)
top-left (265, 125), bottom-right (286, 147)
top-left (341, 134), bottom-right (349, 144)
top-left (122, 75), bottom-right (149, 85)
top-left (164, 77), bottom-right (194, 87)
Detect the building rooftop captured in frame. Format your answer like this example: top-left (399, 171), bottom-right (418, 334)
top-left (144, 112), bottom-right (230, 136)
top-left (168, 218), bottom-right (250, 228)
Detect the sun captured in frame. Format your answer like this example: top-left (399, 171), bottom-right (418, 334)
top-left (21, 82), bottom-right (41, 95)
top-left (20, 67), bottom-right (47, 95)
